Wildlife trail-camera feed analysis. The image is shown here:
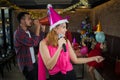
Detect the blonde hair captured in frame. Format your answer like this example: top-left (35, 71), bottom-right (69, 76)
top-left (46, 29), bottom-right (58, 47)
top-left (46, 24), bottom-right (67, 47)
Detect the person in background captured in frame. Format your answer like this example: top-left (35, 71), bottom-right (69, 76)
top-left (87, 42), bottom-right (106, 80)
top-left (65, 25), bottom-right (72, 44)
top-left (14, 12), bottom-right (45, 80)
top-left (73, 43), bottom-right (81, 57)
top-left (38, 4), bottom-right (104, 80)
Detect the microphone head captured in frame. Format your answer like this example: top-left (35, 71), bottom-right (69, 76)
top-left (58, 34), bottom-right (64, 39)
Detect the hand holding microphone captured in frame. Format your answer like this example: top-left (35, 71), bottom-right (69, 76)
top-left (58, 34), bottom-right (67, 52)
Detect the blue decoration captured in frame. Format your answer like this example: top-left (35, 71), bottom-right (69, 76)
top-left (95, 32), bottom-right (105, 43)
top-left (82, 20), bottom-right (86, 24)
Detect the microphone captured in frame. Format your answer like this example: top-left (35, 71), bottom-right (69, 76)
top-left (58, 34), bottom-right (67, 52)
top-left (62, 44), bottom-right (66, 52)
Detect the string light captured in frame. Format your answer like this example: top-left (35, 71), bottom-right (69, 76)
top-left (0, 0), bottom-right (89, 19)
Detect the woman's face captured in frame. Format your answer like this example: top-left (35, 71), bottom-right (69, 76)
top-left (55, 23), bottom-right (67, 36)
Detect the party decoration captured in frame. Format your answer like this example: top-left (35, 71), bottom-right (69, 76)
top-left (73, 37), bottom-right (76, 43)
top-left (95, 32), bottom-right (105, 43)
top-left (92, 26), bottom-right (97, 31)
top-left (0, 0), bottom-right (90, 19)
top-left (80, 16), bottom-right (92, 38)
top-left (95, 22), bottom-right (102, 33)
top-left (72, 37), bottom-right (76, 45)
top-left (80, 46), bottom-right (88, 55)
top-left (39, 17), bottom-right (49, 25)
top-left (80, 29), bottom-right (86, 35)
top-left (47, 4), bottom-right (68, 31)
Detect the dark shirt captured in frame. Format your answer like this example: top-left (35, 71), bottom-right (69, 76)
top-left (14, 27), bottom-right (45, 71)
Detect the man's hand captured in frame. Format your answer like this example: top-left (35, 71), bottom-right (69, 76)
top-left (41, 25), bottom-right (46, 32)
top-left (33, 19), bottom-right (41, 36)
top-left (33, 19), bottom-right (41, 28)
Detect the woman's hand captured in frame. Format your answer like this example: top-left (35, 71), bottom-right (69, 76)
top-left (58, 38), bottom-right (66, 48)
top-left (94, 56), bottom-right (104, 63)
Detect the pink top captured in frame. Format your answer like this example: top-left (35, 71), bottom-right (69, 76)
top-left (38, 52), bottom-right (46, 80)
top-left (38, 43), bottom-right (73, 80)
top-left (48, 44), bottom-right (73, 75)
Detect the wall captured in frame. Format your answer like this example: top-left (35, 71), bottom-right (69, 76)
top-left (62, 9), bottom-right (91, 32)
top-left (91, 0), bottom-right (120, 37)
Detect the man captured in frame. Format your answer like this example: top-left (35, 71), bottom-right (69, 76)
top-left (14, 12), bottom-right (45, 80)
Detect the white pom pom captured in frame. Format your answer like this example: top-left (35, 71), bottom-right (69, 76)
top-left (47, 4), bottom-right (52, 8)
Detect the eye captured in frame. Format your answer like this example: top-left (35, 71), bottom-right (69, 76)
top-left (63, 26), bottom-right (66, 28)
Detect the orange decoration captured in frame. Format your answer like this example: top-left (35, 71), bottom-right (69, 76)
top-left (96, 22), bottom-right (102, 32)
top-left (39, 17), bottom-right (49, 25)
top-left (80, 30), bottom-right (86, 35)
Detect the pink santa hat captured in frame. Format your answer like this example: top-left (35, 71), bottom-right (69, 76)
top-left (47, 4), bottom-right (69, 31)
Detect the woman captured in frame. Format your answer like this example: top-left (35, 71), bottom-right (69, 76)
top-left (87, 42), bottom-right (106, 80)
top-left (38, 4), bottom-right (104, 80)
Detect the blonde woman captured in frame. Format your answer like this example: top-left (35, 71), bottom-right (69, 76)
top-left (38, 4), bottom-right (104, 80)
